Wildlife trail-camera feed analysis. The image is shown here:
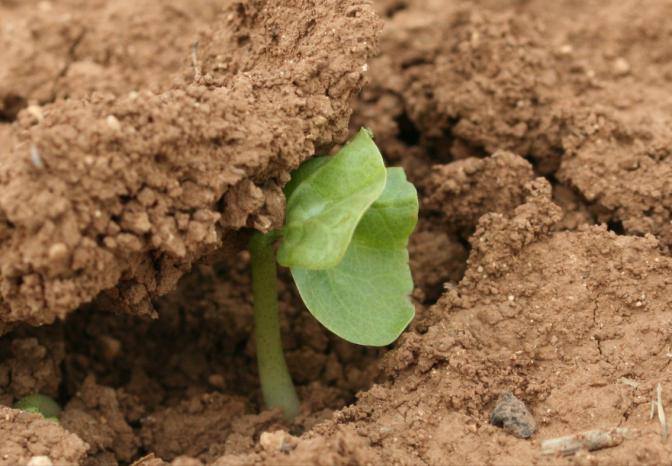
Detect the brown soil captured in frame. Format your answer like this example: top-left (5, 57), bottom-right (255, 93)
top-left (0, 406), bottom-right (88, 466)
top-left (0, 0), bottom-right (379, 328)
top-left (2, 0), bottom-right (672, 465)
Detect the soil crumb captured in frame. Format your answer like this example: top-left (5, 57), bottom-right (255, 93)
top-left (0, 406), bottom-right (88, 466)
top-left (425, 151), bottom-right (536, 234)
top-left (2, 0), bottom-right (672, 465)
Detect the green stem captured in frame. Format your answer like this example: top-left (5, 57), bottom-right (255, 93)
top-left (249, 231), bottom-right (300, 419)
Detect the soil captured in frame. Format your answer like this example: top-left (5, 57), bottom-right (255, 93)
top-left (0, 0), bottom-right (379, 327)
top-left (1, 0), bottom-right (672, 465)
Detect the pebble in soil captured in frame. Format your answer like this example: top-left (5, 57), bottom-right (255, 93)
top-left (490, 392), bottom-right (537, 439)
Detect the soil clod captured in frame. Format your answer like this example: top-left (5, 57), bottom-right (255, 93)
top-left (3, 0), bottom-right (672, 465)
top-left (489, 392), bottom-right (536, 439)
top-left (259, 430), bottom-right (296, 453)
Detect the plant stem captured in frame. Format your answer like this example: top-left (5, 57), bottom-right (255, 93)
top-left (249, 231), bottom-right (300, 420)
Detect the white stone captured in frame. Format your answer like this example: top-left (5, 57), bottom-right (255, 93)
top-left (27, 456), bottom-right (53, 466)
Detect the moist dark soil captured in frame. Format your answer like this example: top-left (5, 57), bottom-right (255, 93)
top-left (2, 0), bottom-right (672, 465)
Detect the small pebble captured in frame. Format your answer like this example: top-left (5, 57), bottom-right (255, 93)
top-left (27, 456), bottom-right (53, 466)
top-left (559, 44), bottom-right (573, 55)
top-left (26, 105), bottom-right (45, 122)
top-left (613, 57), bottom-right (631, 76)
top-left (490, 391), bottom-right (537, 439)
top-left (30, 145), bottom-right (45, 169)
top-left (207, 374), bottom-right (225, 389)
top-left (106, 115), bottom-right (121, 131)
top-left (259, 431), bottom-right (295, 453)
top-left (171, 456), bottom-right (204, 466)
top-left (48, 243), bottom-right (68, 262)
top-left (98, 335), bottom-right (121, 361)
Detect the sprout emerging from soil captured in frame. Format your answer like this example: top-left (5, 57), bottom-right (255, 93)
top-left (14, 394), bottom-right (61, 422)
top-left (250, 128), bottom-right (418, 419)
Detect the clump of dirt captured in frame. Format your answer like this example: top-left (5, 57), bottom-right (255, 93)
top-left (3, 0), bottom-right (672, 465)
top-left (0, 406), bottom-right (88, 466)
top-left (356, 0), bottom-right (672, 250)
top-left (425, 151), bottom-right (536, 234)
top-left (0, 331), bottom-right (64, 404)
top-left (0, 0), bottom-right (380, 328)
top-left (212, 427), bottom-right (379, 466)
top-left (61, 376), bottom-right (139, 464)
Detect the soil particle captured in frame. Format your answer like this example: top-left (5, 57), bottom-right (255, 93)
top-left (213, 427), bottom-right (378, 466)
top-left (0, 0), bottom-right (381, 328)
top-left (4, 0), bottom-right (672, 465)
top-left (258, 430), bottom-right (296, 453)
top-left (425, 151), bottom-right (536, 234)
top-left (0, 406), bottom-right (88, 466)
top-left (139, 393), bottom-right (253, 462)
top-left (27, 456), bottom-right (54, 466)
top-left (0, 125), bottom-right (10, 145)
top-left (0, 328), bottom-right (64, 403)
top-left (409, 225), bottom-right (467, 303)
top-left (61, 375), bottom-right (139, 463)
top-left (490, 391), bottom-right (537, 439)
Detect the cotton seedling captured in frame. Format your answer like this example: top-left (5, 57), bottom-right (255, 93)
top-left (250, 128), bottom-right (418, 419)
top-left (14, 394), bottom-right (61, 422)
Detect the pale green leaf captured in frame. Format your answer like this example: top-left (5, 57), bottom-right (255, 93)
top-left (277, 128), bottom-right (386, 270)
top-left (282, 157), bottom-right (329, 200)
top-left (290, 168), bottom-right (418, 346)
top-left (14, 394), bottom-right (62, 420)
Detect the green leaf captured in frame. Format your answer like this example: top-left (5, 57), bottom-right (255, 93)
top-left (277, 128), bottom-right (387, 270)
top-left (14, 394), bottom-right (62, 421)
top-left (282, 157), bottom-right (330, 200)
top-left (290, 168), bottom-right (419, 346)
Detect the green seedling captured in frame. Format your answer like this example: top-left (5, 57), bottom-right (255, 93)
top-left (250, 128), bottom-right (418, 419)
top-left (14, 394), bottom-right (61, 422)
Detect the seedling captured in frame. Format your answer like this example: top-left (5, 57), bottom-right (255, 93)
top-left (250, 128), bottom-right (418, 419)
top-left (14, 394), bottom-right (61, 422)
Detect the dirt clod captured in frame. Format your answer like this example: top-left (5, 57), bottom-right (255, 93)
top-left (426, 151), bottom-right (536, 234)
top-left (0, 406), bottom-right (88, 466)
top-left (3, 0), bottom-right (672, 465)
top-left (61, 376), bottom-right (139, 463)
top-left (0, 0), bottom-right (381, 328)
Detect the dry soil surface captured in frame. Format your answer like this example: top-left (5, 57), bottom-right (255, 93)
top-left (1, 0), bottom-right (672, 465)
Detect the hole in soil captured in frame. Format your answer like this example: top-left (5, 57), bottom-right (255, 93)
top-left (420, 123), bottom-right (487, 164)
top-left (526, 147), bottom-right (564, 177)
top-left (400, 57), bottom-right (432, 70)
top-left (395, 112), bottom-right (421, 147)
top-left (607, 219), bottom-right (625, 235)
top-left (410, 217), bottom-right (470, 306)
top-left (0, 94), bottom-right (27, 122)
top-left (385, 1), bottom-right (408, 18)
top-left (0, 248), bottom-right (383, 462)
